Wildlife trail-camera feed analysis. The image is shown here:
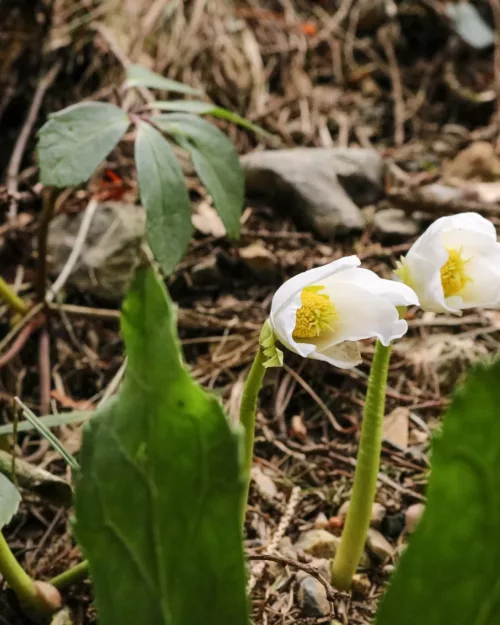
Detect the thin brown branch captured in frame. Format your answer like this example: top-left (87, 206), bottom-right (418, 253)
top-left (379, 25), bottom-right (405, 147)
top-left (0, 317), bottom-right (44, 369)
top-left (6, 62), bottom-right (61, 219)
top-left (38, 328), bottom-right (51, 416)
top-left (248, 553), bottom-right (341, 604)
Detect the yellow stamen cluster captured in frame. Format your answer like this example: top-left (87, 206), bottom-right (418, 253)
top-left (440, 248), bottom-right (471, 298)
top-left (293, 286), bottom-right (337, 339)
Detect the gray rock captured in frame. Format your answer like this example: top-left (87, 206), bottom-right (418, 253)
top-left (241, 148), bottom-right (385, 238)
top-left (366, 528), bottom-right (394, 562)
top-left (373, 208), bottom-right (418, 241)
top-left (295, 529), bottom-right (340, 559)
top-left (47, 201), bottom-right (146, 301)
top-left (298, 576), bottom-right (330, 617)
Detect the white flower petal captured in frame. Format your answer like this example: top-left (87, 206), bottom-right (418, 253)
top-left (445, 212), bottom-right (497, 240)
top-left (320, 282), bottom-right (409, 347)
top-left (441, 229), bottom-right (496, 256)
top-left (459, 245), bottom-right (500, 308)
top-left (404, 251), bottom-right (457, 313)
top-left (270, 256), bottom-right (360, 318)
top-left (328, 267), bottom-right (419, 307)
top-left (269, 293), bottom-right (316, 358)
top-left (311, 341), bottom-right (362, 368)
top-left (398, 212), bottom-right (500, 313)
top-left (269, 256), bottom-right (413, 368)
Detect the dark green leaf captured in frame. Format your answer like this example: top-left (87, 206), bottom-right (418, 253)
top-left (376, 357), bottom-right (500, 625)
top-left (75, 268), bottom-right (248, 625)
top-left (149, 101), bottom-right (271, 137)
top-left (38, 102), bottom-right (129, 187)
top-left (126, 64), bottom-right (203, 96)
top-left (135, 121), bottom-right (192, 274)
top-left (0, 474), bottom-right (21, 528)
top-left (156, 114), bottom-right (244, 238)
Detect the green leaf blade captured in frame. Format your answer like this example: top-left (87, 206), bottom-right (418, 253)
top-left (75, 268), bottom-right (248, 625)
top-left (135, 121), bottom-right (192, 275)
top-left (0, 474), bottom-right (21, 529)
top-left (376, 358), bottom-right (500, 625)
top-left (38, 102), bottom-right (129, 187)
top-left (149, 101), bottom-right (271, 137)
top-left (126, 65), bottom-right (203, 96)
top-left (157, 114), bottom-right (244, 239)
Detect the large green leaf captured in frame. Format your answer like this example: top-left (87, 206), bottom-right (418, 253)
top-left (126, 64), bottom-right (203, 96)
top-left (38, 102), bottom-right (130, 187)
top-left (376, 358), bottom-right (500, 625)
top-left (149, 100), bottom-right (271, 137)
top-left (0, 474), bottom-right (21, 529)
top-left (74, 268), bottom-right (248, 625)
top-left (135, 121), bottom-right (192, 274)
top-left (156, 114), bottom-right (244, 239)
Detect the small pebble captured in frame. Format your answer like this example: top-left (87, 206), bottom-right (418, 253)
top-left (295, 529), bottom-right (340, 559)
top-left (352, 573), bottom-right (371, 598)
top-left (251, 466), bottom-right (278, 501)
top-left (382, 564), bottom-right (395, 575)
top-left (405, 503), bottom-right (425, 533)
top-left (366, 529), bottom-right (394, 562)
top-left (383, 512), bottom-right (405, 538)
top-left (314, 512), bottom-right (328, 529)
top-left (298, 576), bottom-right (331, 617)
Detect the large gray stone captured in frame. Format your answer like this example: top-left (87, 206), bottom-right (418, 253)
top-left (47, 201), bottom-right (146, 301)
top-left (241, 148), bottom-right (384, 238)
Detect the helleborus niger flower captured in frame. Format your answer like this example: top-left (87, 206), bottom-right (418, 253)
top-left (269, 256), bottom-right (418, 369)
top-left (395, 212), bottom-right (500, 314)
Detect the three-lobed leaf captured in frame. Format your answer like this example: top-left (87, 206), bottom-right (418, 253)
top-left (0, 474), bottom-right (21, 529)
top-left (377, 358), bottom-right (500, 625)
top-left (135, 121), bottom-right (192, 275)
top-left (156, 113), bottom-right (244, 239)
top-left (38, 102), bottom-right (130, 187)
top-left (126, 64), bottom-right (203, 96)
top-left (75, 268), bottom-right (248, 625)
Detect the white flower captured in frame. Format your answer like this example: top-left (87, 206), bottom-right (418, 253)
top-left (395, 212), bottom-right (500, 314)
top-left (270, 256), bottom-right (418, 369)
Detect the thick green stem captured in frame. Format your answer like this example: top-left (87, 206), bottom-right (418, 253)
top-left (331, 340), bottom-right (392, 590)
top-left (50, 560), bottom-right (89, 590)
top-left (0, 530), bottom-right (51, 616)
top-left (0, 277), bottom-right (28, 316)
top-left (239, 346), bottom-right (267, 527)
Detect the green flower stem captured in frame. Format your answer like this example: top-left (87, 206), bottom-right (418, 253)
top-left (0, 530), bottom-right (48, 615)
top-left (50, 560), bottom-right (89, 589)
top-left (0, 277), bottom-right (28, 316)
top-left (331, 340), bottom-right (392, 590)
top-left (239, 345), bottom-right (267, 527)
